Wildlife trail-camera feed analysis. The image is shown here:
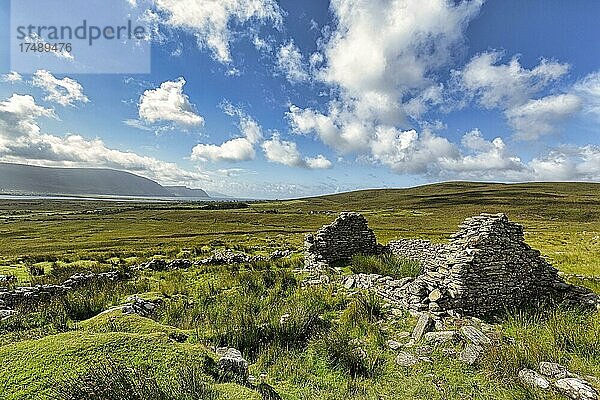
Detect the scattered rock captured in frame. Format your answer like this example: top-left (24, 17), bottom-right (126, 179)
top-left (386, 340), bottom-right (403, 350)
top-left (539, 361), bottom-right (570, 379)
top-left (460, 326), bottom-right (492, 346)
top-left (518, 368), bottom-right (550, 390)
top-left (424, 330), bottom-right (458, 344)
top-left (0, 309), bottom-right (17, 321)
top-left (395, 351), bottom-right (419, 367)
top-left (459, 343), bottom-right (483, 365)
top-left (554, 378), bottom-right (598, 400)
top-left (218, 348), bottom-right (249, 383)
top-left (412, 313), bottom-right (433, 341)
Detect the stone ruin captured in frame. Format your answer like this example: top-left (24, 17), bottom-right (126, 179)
top-left (305, 212), bottom-right (600, 318)
top-left (304, 212), bottom-right (379, 269)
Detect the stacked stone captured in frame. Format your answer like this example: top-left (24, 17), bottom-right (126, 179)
top-left (0, 270), bottom-right (126, 311)
top-left (387, 213), bottom-right (600, 317)
top-left (304, 212), bottom-right (378, 269)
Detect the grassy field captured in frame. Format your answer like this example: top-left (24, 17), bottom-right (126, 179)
top-left (0, 182), bottom-right (599, 399)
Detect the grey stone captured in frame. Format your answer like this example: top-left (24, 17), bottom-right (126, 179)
top-left (460, 326), bottom-right (492, 346)
top-left (459, 344), bottom-right (483, 365)
top-left (386, 340), bottom-right (402, 350)
top-left (218, 348), bottom-right (249, 383)
top-left (428, 289), bottom-right (442, 302)
top-left (412, 313), bottom-right (433, 341)
top-left (395, 351), bottom-right (419, 367)
top-left (518, 368), bottom-right (550, 390)
top-left (554, 378), bottom-right (598, 400)
top-left (424, 331), bottom-right (457, 344)
top-left (539, 361), bottom-right (569, 379)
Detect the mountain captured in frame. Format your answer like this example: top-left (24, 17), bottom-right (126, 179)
top-left (0, 163), bottom-right (176, 197)
top-left (164, 185), bottom-right (209, 198)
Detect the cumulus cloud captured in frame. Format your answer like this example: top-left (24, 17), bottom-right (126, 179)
top-left (288, 0), bottom-right (485, 172)
top-left (454, 51), bottom-right (570, 109)
top-left (31, 70), bottom-right (89, 107)
top-left (505, 94), bottom-right (582, 140)
top-left (148, 0), bottom-right (282, 63)
top-left (276, 41), bottom-right (309, 83)
top-left (1, 71), bottom-right (22, 83)
top-left (261, 133), bottom-right (332, 169)
top-left (573, 71), bottom-right (600, 118)
top-left (191, 105), bottom-right (263, 163)
top-left (452, 52), bottom-right (582, 139)
top-left (0, 93), bottom-right (207, 184)
top-left (138, 77), bottom-right (204, 127)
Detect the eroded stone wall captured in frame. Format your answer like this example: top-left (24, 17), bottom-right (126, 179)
top-left (304, 212), bottom-right (378, 269)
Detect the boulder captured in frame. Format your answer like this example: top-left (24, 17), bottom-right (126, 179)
top-left (518, 368), bottom-right (550, 390)
top-left (412, 313), bottom-right (433, 341)
top-left (218, 348), bottom-right (249, 383)
top-left (554, 378), bottom-right (598, 400)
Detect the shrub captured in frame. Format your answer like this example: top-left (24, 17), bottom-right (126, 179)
top-left (350, 253), bottom-right (422, 278)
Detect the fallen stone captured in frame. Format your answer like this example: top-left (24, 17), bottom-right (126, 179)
top-left (395, 351), bottom-right (419, 367)
top-left (424, 331), bottom-right (457, 344)
top-left (518, 368), bottom-right (550, 390)
top-left (412, 313), bottom-right (433, 341)
top-left (460, 326), bottom-right (492, 346)
top-left (386, 340), bottom-right (403, 350)
top-left (539, 361), bottom-right (570, 379)
top-left (459, 344), bottom-right (483, 365)
top-left (218, 348), bottom-right (249, 383)
top-left (554, 378), bottom-right (598, 400)
top-left (428, 289), bottom-right (442, 302)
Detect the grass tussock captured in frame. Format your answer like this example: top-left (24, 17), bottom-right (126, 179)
top-left (350, 253), bottom-right (422, 278)
top-left (53, 357), bottom-right (217, 400)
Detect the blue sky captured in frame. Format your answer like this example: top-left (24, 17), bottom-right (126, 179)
top-left (1, 0), bottom-right (600, 198)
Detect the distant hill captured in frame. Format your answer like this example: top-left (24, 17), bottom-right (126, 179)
top-left (164, 185), bottom-right (209, 198)
top-left (0, 163), bottom-right (190, 197)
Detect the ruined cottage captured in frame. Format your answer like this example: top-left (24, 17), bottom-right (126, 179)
top-left (305, 212), bottom-right (599, 318)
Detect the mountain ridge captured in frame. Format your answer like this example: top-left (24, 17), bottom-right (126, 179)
top-left (0, 163), bottom-right (209, 198)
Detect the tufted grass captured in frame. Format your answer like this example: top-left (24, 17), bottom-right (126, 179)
top-left (349, 253), bottom-right (423, 278)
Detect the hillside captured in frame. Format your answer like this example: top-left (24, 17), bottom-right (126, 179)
top-left (164, 185), bottom-right (209, 198)
top-left (0, 163), bottom-right (176, 197)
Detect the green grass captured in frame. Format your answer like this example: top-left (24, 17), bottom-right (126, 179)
top-left (349, 254), bottom-right (422, 278)
top-left (0, 182), bottom-right (599, 399)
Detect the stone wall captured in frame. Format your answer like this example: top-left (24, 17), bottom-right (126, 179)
top-left (307, 212), bottom-right (599, 318)
top-left (304, 212), bottom-right (378, 269)
top-left (386, 213), bottom-right (599, 317)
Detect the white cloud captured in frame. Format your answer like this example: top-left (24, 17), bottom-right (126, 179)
top-left (31, 70), bottom-right (89, 107)
top-left (149, 0), bottom-right (282, 63)
top-left (288, 0), bottom-right (484, 168)
top-left (0, 93), bottom-right (207, 185)
top-left (452, 52), bottom-right (584, 140)
top-left (454, 51), bottom-right (570, 109)
top-left (505, 94), bottom-right (582, 140)
top-left (305, 154), bottom-right (333, 169)
top-left (138, 77), bottom-right (204, 127)
top-left (276, 41), bottom-right (309, 83)
top-left (261, 133), bottom-right (332, 169)
top-left (573, 71), bottom-right (600, 118)
top-left (191, 105), bottom-right (262, 163)
top-left (1, 72), bottom-right (22, 83)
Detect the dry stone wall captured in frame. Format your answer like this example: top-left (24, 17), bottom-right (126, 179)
top-left (308, 212), bottom-right (600, 318)
top-left (304, 212), bottom-right (378, 268)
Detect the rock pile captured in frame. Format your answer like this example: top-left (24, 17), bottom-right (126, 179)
top-left (304, 212), bottom-right (379, 269)
top-left (122, 295), bottom-right (160, 317)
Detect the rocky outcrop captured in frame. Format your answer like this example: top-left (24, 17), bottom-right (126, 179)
top-left (304, 212), bottom-right (378, 269)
